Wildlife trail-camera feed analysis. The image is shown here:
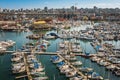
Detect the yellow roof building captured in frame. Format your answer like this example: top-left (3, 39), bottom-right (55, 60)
top-left (33, 21), bottom-right (46, 25)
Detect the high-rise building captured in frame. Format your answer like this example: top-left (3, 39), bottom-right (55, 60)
top-left (0, 8), bottom-right (3, 12)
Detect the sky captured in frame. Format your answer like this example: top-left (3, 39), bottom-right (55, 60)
top-left (0, 0), bottom-right (120, 9)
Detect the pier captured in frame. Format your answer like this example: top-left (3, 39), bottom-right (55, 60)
top-left (4, 50), bottom-right (96, 56)
top-left (23, 53), bottom-right (33, 80)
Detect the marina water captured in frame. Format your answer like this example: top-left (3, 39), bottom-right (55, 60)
top-left (0, 27), bottom-right (120, 80)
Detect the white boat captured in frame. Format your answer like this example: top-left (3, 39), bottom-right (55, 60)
top-left (60, 67), bottom-right (73, 74)
top-left (88, 72), bottom-right (103, 80)
top-left (7, 40), bottom-right (15, 46)
top-left (12, 62), bottom-right (24, 67)
top-left (68, 57), bottom-right (77, 61)
top-left (53, 58), bottom-right (63, 64)
top-left (72, 48), bottom-right (82, 53)
top-left (106, 64), bottom-right (116, 70)
top-left (66, 70), bottom-right (77, 77)
top-left (0, 46), bottom-right (6, 52)
top-left (69, 76), bottom-right (83, 80)
top-left (91, 57), bottom-right (101, 62)
top-left (0, 41), bottom-right (9, 48)
top-left (98, 60), bottom-right (110, 66)
top-left (59, 64), bottom-right (69, 70)
top-left (59, 42), bottom-right (65, 48)
top-left (42, 40), bottom-right (50, 46)
top-left (78, 67), bottom-right (93, 73)
top-left (33, 76), bottom-right (48, 80)
top-left (111, 58), bottom-right (120, 64)
top-left (11, 56), bottom-right (23, 62)
top-left (72, 61), bottom-right (82, 66)
top-left (31, 72), bottom-right (46, 76)
top-left (35, 66), bottom-right (45, 72)
top-left (12, 65), bottom-right (25, 74)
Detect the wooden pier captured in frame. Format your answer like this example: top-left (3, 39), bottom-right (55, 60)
top-left (23, 53), bottom-right (33, 80)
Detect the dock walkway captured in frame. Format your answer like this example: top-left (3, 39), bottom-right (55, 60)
top-left (4, 51), bottom-right (96, 56)
top-left (23, 53), bottom-right (33, 80)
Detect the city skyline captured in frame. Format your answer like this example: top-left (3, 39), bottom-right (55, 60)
top-left (0, 0), bottom-right (120, 9)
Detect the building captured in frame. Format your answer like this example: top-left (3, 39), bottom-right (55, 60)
top-left (0, 8), bottom-right (3, 13)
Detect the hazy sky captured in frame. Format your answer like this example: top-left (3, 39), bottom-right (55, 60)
top-left (0, 0), bottom-right (120, 9)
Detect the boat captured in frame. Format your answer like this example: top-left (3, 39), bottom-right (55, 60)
top-left (65, 54), bottom-right (77, 61)
top-left (12, 65), bottom-right (25, 74)
top-left (11, 56), bottom-right (23, 62)
top-left (69, 75), bottom-right (83, 80)
top-left (42, 40), bottom-right (50, 46)
top-left (60, 67), bottom-right (73, 74)
top-left (7, 40), bottom-right (16, 46)
top-left (87, 72), bottom-right (103, 80)
top-left (106, 64), bottom-right (116, 71)
top-left (32, 62), bottom-right (44, 72)
top-left (59, 42), bottom-right (65, 48)
top-left (33, 76), bottom-right (48, 80)
top-left (71, 45), bottom-right (83, 53)
top-left (0, 46), bottom-right (6, 52)
top-left (56, 61), bottom-right (65, 68)
top-left (69, 57), bottom-right (77, 61)
top-left (44, 33), bottom-right (57, 40)
top-left (26, 34), bottom-right (41, 39)
top-left (39, 43), bottom-right (48, 51)
top-left (98, 60), bottom-right (111, 66)
top-left (71, 61), bottom-right (82, 66)
top-left (111, 58), bottom-right (120, 64)
top-left (91, 57), bottom-right (101, 62)
top-left (52, 58), bottom-right (63, 64)
top-left (113, 67), bottom-right (120, 76)
top-left (51, 56), bottom-right (63, 64)
top-left (78, 67), bottom-right (93, 73)
top-left (66, 70), bottom-right (77, 77)
top-left (31, 72), bottom-right (46, 76)
top-left (114, 70), bottom-right (120, 76)
top-left (59, 64), bottom-right (69, 70)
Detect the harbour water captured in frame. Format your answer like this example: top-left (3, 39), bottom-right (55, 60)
top-left (0, 27), bottom-right (120, 80)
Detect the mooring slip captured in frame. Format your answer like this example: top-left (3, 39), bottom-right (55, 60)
top-left (57, 53), bottom-right (87, 79)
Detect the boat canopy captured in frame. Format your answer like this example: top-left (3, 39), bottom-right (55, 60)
top-left (34, 62), bottom-right (39, 69)
top-left (96, 45), bottom-right (102, 51)
top-left (51, 56), bottom-right (59, 60)
top-left (57, 61), bottom-right (65, 65)
top-left (92, 72), bottom-right (100, 77)
top-left (85, 52), bottom-right (90, 56)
